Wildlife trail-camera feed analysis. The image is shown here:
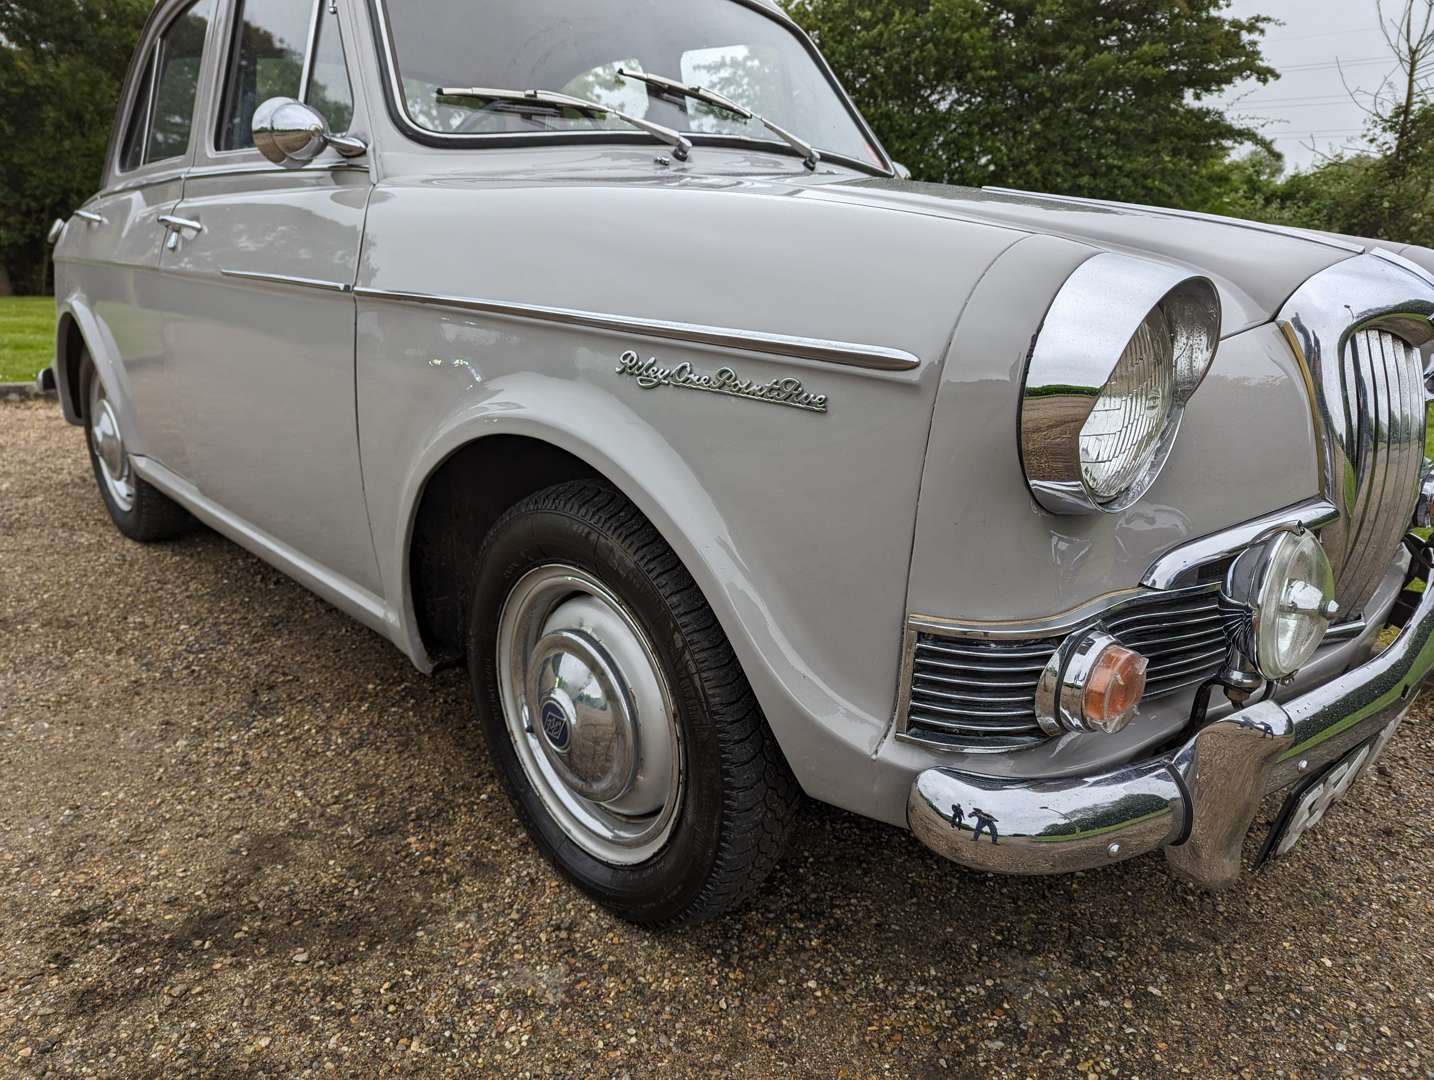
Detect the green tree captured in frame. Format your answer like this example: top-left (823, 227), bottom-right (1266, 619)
top-left (0, 0), bottom-right (151, 296)
top-left (784, 0), bottom-right (1274, 209)
top-left (1211, 0), bottom-right (1434, 245)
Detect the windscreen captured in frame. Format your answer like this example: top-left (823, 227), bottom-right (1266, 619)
top-left (380, 0), bottom-right (880, 165)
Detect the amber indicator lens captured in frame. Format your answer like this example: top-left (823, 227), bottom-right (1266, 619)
top-left (1082, 644), bottom-right (1148, 733)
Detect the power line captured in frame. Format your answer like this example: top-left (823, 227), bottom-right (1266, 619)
top-left (1238, 100), bottom-right (1369, 109)
top-left (1260, 26), bottom-right (1384, 45)
top-left (1276, 56), bottom-right (1396, 73)
top-left (1238, 93), bottom-right (1364, 106)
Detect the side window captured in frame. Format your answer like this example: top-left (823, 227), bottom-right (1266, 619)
top-left (306, 10), bottom-right (355, 134)
top-left (146, 0), bottom-right (215, 163)
top-left (218, 0), bottom-right (353, 152)
top-left (119, 52), bottom-right (156, 173)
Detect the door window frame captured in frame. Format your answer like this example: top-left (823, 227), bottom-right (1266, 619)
top-left (210, 0), bottom-right (357, 161)
top-left (106, 0), bottom-right (217, 186)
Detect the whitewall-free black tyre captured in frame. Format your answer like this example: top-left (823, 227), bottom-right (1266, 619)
top-left (466, 480), bottom-right (799, 926)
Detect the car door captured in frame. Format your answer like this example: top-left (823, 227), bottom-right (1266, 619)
top-left (60, 0), bottom-right (216, 476)
top-left (157, 0), bottom-right (381, 594)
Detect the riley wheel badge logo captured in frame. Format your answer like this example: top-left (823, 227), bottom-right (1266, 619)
top-left (540, 699), bottom-right (571, 752)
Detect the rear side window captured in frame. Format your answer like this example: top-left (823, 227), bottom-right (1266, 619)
top-left (117, 0), bottom-right (215, 172)
top-left (119, 53), bottom-right (156, 172)
top-left (218, 1), bottom-right (354, 152)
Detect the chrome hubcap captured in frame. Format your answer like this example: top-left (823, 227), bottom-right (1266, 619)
top-left (497, 565), bottom-right (682, 865)
top-left (87, 376), bottom-right (134, 511)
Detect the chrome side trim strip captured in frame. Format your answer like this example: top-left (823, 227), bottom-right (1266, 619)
top-left (220, 270), bottom-right (353, 293)
top-left (1141, 497), bottom-right (1339, 590)
top-left (96, 168), bottom-right (188, 199)
top-left (982, 186), bottom-right (1367, 254)
top-left (352, 286), bottom-right (921, 371)
top-left (185, 160), bottom-right (362, 182)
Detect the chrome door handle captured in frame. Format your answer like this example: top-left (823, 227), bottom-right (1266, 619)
top-left (158, 214), bottom-right (203, 251)
top-left (158, 214), bottom-right (203, 234)
top-left (74, 210), bottom-right (106, 225)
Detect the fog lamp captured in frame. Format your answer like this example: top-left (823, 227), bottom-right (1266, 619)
top-left (1036, 630), bottom-right (1149, 735)
top-left (1223, 527), bottom-right (1338, 681)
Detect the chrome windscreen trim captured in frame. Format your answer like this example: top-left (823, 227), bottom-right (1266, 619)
top-left (353, 286), bottom-right (921, 371)
top-left (1141, 497), bottom-right (1339, 590)
top-left (220, 270), bottom-right (353, 293)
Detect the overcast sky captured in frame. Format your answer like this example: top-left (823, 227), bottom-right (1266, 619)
top-left (1214, 0), bottom-right (1402, 171)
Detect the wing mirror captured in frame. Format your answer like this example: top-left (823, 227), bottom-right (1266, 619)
top-left (252, 97), bottom-right (368, 167)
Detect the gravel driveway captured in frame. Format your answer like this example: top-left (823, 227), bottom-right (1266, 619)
top-left (3, 398), bottom-right (1434, 1078)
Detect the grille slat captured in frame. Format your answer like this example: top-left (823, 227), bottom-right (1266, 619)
top-left (913, 654), bottom-right (1051, 676)
top-left (901, 586), bottom-right (1231, 750)
top-left (910, 676), bottom-right (1037, 702)
top-left (915, 640), bottom-right (1057, 663)
top-left (907, 711), bottom-right (1050, 736)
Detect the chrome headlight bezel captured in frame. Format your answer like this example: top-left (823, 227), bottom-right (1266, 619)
top-left (1019, 253), bottom-right (1222, 515)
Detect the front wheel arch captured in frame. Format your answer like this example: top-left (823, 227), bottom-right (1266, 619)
top-left (406, 434), bottom-right (603, 665)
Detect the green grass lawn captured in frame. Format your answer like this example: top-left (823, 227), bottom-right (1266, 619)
top-left (0, 296), bottom-right (55, 383)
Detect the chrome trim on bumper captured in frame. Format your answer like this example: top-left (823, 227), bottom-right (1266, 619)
top-left (1141, 497), bottom-right (1338, 590)
top-left (908, 568), bottom-right (1434, 889)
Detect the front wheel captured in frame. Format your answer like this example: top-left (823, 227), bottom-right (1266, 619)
top-left (467, 481), bottom-right (799, 926)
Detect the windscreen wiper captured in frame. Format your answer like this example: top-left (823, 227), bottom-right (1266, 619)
top-left (616, 68), bottom-right (820, 170)
top-left (435, 86), bottom-right (694, 161)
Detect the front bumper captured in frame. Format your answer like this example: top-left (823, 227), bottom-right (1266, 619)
top-left (908, 573), bottom-right (1434, 889)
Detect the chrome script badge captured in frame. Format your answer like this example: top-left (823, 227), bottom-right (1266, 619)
top-left (615, 350), bottom-right (829, 413)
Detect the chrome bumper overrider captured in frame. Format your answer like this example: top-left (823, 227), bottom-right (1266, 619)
top-left (908, 574), bottom-right (1434, 889)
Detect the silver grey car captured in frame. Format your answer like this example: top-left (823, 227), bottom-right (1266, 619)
top-left (45, 0), bottom-right (1434, 925)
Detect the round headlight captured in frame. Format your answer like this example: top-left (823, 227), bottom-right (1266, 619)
top-left (1019, 254), bottom-right (1221, 514)
top-left (1223, 528), bottom-right (1338, 680)
top-left (1078, 305), bottom-right (1175, 500)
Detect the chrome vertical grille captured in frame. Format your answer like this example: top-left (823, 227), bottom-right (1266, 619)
top-left (1326, 328), bottom-right (1426, 616)
top-left (1278, 254), bottom-right (1433, 622)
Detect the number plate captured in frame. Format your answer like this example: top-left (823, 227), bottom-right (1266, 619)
top-left (1261, 717), bottom-right (1401, 862)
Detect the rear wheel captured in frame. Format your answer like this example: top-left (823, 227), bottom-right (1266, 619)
top-left (81, 356), bottom-right (191, 542)
top-left (467, 480), bottom-right (799, 926)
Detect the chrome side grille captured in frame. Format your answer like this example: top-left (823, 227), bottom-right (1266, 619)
top-left (901, 587), bottom-right (1230, 751)
top-left (1325, 328), bottom-right (1426, 617)
top-left (1278, 256), bottom-right (1434, 619)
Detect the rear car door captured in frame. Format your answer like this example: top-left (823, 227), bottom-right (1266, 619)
top-left (58, 0), bottom-right (216, 476)
top-left (157, 0), bottom-right (381, 594)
